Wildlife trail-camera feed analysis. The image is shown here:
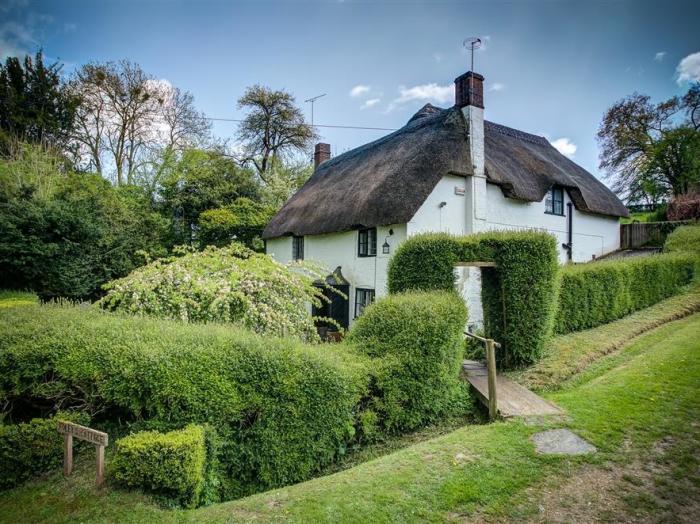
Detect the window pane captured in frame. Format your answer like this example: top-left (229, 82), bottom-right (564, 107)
top-left (545, 194), bottom-right (553, 213)
top-left (369, 229), bottom-right (376, 255)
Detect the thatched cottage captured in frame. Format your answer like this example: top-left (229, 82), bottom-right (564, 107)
top-left (263, 69), bottom-right (628, 329)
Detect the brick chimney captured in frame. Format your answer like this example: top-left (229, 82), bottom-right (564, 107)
top-left (455, 71), bottom-right (487, 233)
top-left (454, 71), bottom-right (484, 109)
top-left (314, 143), bottom-right (331, 169)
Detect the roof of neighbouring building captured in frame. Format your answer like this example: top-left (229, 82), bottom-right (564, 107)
top-left (262, 104), bottom-right (628, 239)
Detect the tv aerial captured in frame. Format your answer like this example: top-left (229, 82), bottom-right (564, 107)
top-left (463, 37), bottom-right (482, 71)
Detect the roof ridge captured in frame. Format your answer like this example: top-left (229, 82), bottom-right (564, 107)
top-left (485, 120), bottom-right (550, 146)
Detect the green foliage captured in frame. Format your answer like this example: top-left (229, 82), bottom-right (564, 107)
top-left (0, 411), bottom-right (88, 490)
top-left (664, 225), bottom-right (700, 255)
top-left (387, 232), bottom-right (559, 367)
top-left (99, 243), bottom-right (331, 342)
top-left (0, 51), bottom-right (76, 152)
top-left (0, 303), bottom-right (370, 499)
top-left (555, 254), bottom-right (695, 334)
top-left (198, 197), bottom-right (275, 251)
top-left (110, 425), bottom-right (216, 508)
top-left (0, 145), bottom-right (167, 300)
top-left (348, 291), bottom-right (471, 433)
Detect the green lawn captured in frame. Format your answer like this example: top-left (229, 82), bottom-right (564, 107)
top-left (2, 309), bottom-right (698, 523)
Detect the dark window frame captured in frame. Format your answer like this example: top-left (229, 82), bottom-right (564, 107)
top-left (354, 288), bottom-right (375, 318)
top-left (357, 228), bottom-right (377, 257)
top-left (545, 187), bottom-right (565, 216)
top-left (292, 235), bottom-right (304, 261)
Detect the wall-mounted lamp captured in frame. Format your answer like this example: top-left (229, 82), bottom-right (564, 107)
top-left (382, 228), bottom-right (394, 254)
top-left (439, 201), bottom-right (447, 208)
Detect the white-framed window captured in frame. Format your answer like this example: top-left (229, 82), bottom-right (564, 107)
top-left (545, 187), bottom-right (565, 216)
top-left (292, 235), bottom-right (304, 260)
top-left (354, 288), bottom-right (375, 318)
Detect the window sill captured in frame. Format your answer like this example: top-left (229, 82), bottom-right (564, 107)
top-left (357, 254), bottom-right (377, 258)
top-left (544, 211), bottom-right (565, 217)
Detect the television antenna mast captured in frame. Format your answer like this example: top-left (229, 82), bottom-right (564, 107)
top-left (304, 93), bottom-right (327, 128)
top-left (463, 37), bottom-right (482, 72)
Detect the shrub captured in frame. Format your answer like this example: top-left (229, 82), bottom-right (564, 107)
top-left (555, 254), bottom-right (695, 333)
top-left (664, 225), bottom-right (700, 255)
top-left (110, 424), bottom-right (215, 508)
top-left (667, 192), bottom-right (700, 221)
top-left (348, 291), bottom-right (471, 433)
top-left (0, 304), bottom-right (369, 499)
top-left (387, 232), bottom-right (559, 367)
top-left (0, 411), bottom-right (89, 490)
top-left (98, 243), bottom-right (335, 342)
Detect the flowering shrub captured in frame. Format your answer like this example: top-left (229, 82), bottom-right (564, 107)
top-left (98, 243), bottom-right (332, 341)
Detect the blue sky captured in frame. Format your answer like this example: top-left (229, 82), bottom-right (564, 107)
top-left (1, 0), bottom-right (699, 179)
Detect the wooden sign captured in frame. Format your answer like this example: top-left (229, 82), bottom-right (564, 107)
top-left (57, 421), bottom-right (108, 487)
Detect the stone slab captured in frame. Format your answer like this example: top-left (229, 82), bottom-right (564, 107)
top-left (532, 428), bottom-right (597, 455)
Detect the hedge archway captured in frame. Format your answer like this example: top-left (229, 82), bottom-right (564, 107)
top-left (387, 231), bottom-right (559, 367)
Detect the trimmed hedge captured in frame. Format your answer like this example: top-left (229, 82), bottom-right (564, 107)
top-left (110, 425), bottom-right (215, 508)
top-left (348, 291), bottom-right (471, 433)
top-left (555, 254), bottom-right (695, 334)
top-left (387, 232), bottom-right (559, 367)
top-left (0, 305), bottom-right (370, 499)
top-left (0, 411), bottom-right (89, 490)
top-left (664, 225), bottom-right (700, 256)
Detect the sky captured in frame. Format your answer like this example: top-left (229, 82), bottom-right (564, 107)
top-left (1, 0), bottom-right (699, 180)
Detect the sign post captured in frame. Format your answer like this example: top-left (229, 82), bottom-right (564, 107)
top-left (57, 421), bottom-right (108, 487)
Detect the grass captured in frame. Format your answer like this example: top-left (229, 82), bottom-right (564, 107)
top-left (1, 308), bottom-right (698, 522)
top-left (0, 290), bottom-right (37, 309)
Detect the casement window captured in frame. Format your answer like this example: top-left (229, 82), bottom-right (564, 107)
top-left (355, 288), bottom-right (375, 318)
top-left (545, 187), bottom-right (565, 216)
top-left (357, 228), bottom-right (377, 257)
top-left (292, 235), bottom-right (304, 261)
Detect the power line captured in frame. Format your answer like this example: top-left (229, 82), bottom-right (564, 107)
top-left (204, 116), bottom-right (397, 132)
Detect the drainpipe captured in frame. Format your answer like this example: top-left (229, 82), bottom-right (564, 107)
top-left (562, 202), bottom-right (573, 261)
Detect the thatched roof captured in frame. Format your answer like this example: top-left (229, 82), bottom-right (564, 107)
top-left (263, 105), bottom-right (627, 239)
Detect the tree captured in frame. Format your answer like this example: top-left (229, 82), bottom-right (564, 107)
top-left (0, 51), bottom-right (76, 153)
top-left (157, 148), bottom-right (260, 246)
top-left (198, 197), bottom-right (275, 251)
top-left (598, 85), bottom-right (700, 202)
top-left (259, 160), bottom-right (313, 209)
top-left (236, 85), bottom-right (316, 183)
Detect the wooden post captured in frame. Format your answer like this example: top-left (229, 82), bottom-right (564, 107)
top-left (63, 433), bottom-right (73, 477)
top-left (96, 445), bottom-right (105, 488)
top-left (486, 338), bottom-right (498, 421)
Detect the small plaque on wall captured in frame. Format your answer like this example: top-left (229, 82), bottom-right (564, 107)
top-left (454, 186), bottom-right (466, 196)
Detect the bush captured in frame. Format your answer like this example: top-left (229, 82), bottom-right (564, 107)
top-left (667, 193), bottom-right (700, 221)
top-left (0, 411), bottom-right (89, 490)
top-left (348, 292), bottom-right (471, 433)
top-left (110, 424), bottom-right (216, 508)
top-left (555, 254), bottom-right (695, 333)
top-left (98, 243), bottom-right (335, 342)
top-left (387, 232), bottom-right (559, 367)
top-left (664, 225), bottom-right (700, 255)
top-left (0, 303), bottom-right (369, 499)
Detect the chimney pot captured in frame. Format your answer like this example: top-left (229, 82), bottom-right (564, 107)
top-left (455, 71), bottom-right (485, 109)
top-left (314, 143), bottom-right (331, 169)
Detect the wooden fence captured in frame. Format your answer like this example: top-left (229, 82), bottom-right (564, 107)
top-left (620, 221), bottom-right (693, 249)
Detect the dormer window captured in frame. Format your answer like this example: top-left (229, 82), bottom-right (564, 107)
top-left (358, 228), bottom-right (377, 257)
top-left (545, 187), bottom-right (565, 216)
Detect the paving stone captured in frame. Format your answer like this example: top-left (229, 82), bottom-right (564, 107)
top-left (532, 429), bottom-right (597, 455)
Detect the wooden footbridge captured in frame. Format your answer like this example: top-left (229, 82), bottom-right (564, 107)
top-left (462, 333), bottom-right (563, 419)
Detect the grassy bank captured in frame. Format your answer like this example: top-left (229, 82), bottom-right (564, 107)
top-left (2, 310), bottom-right (698, 523)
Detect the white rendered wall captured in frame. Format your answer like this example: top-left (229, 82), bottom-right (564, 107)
top-left (407, 174), bottom-right (468, 236)
top-left (266, 224), bottom-right (406, 326)
top-left (483, 183), bottom-right (620, 263)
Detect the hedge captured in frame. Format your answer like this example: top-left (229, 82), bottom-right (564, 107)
top-left (555, 253), bottom-right (696, 333)
top-left (0, 305), bottom-right (370, 499)
top-left (0, 411), bottom-right (89, 490)
top-left (387, 232), bottom-right (559, 367)
top-left (664, 225), bottom-right (700, 256)
top-left (110, 425), bottom-right (217, 508)
top-left (347, 291), bottom-right (471, 434)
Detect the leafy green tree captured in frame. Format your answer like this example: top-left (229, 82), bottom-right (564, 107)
top-left (0, 144), bottom-right (167, 300)
top-left (0, 51), bottom-right (76, 154)
top-left (198, 197), bottom-right (275, 251)
top-left (157, 148), bottom-right (260, 246)
top-left (598, 84), bottom-right (700, 202)
top-left (260, 161), bottom-right (313, 209)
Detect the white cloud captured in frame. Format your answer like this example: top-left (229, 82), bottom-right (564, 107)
top-left (551, 137), bottom-right (577, 158)
top-left (489, 82), bottom-right (505, 92)
top-left (0, 21), bottom-right (37, 59)
top-left (361, 98), bottom-right (381, 109)
top-left (677, 52), bottom-right (700, 84)
top-left (349, 85), bottom-right (370, 98)
top-left (433, 52), bottom-right (443, 63)
top-left (64, 22), bottom-right (77, 32)
top-left (654, 51), bottom-right (666, 62)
